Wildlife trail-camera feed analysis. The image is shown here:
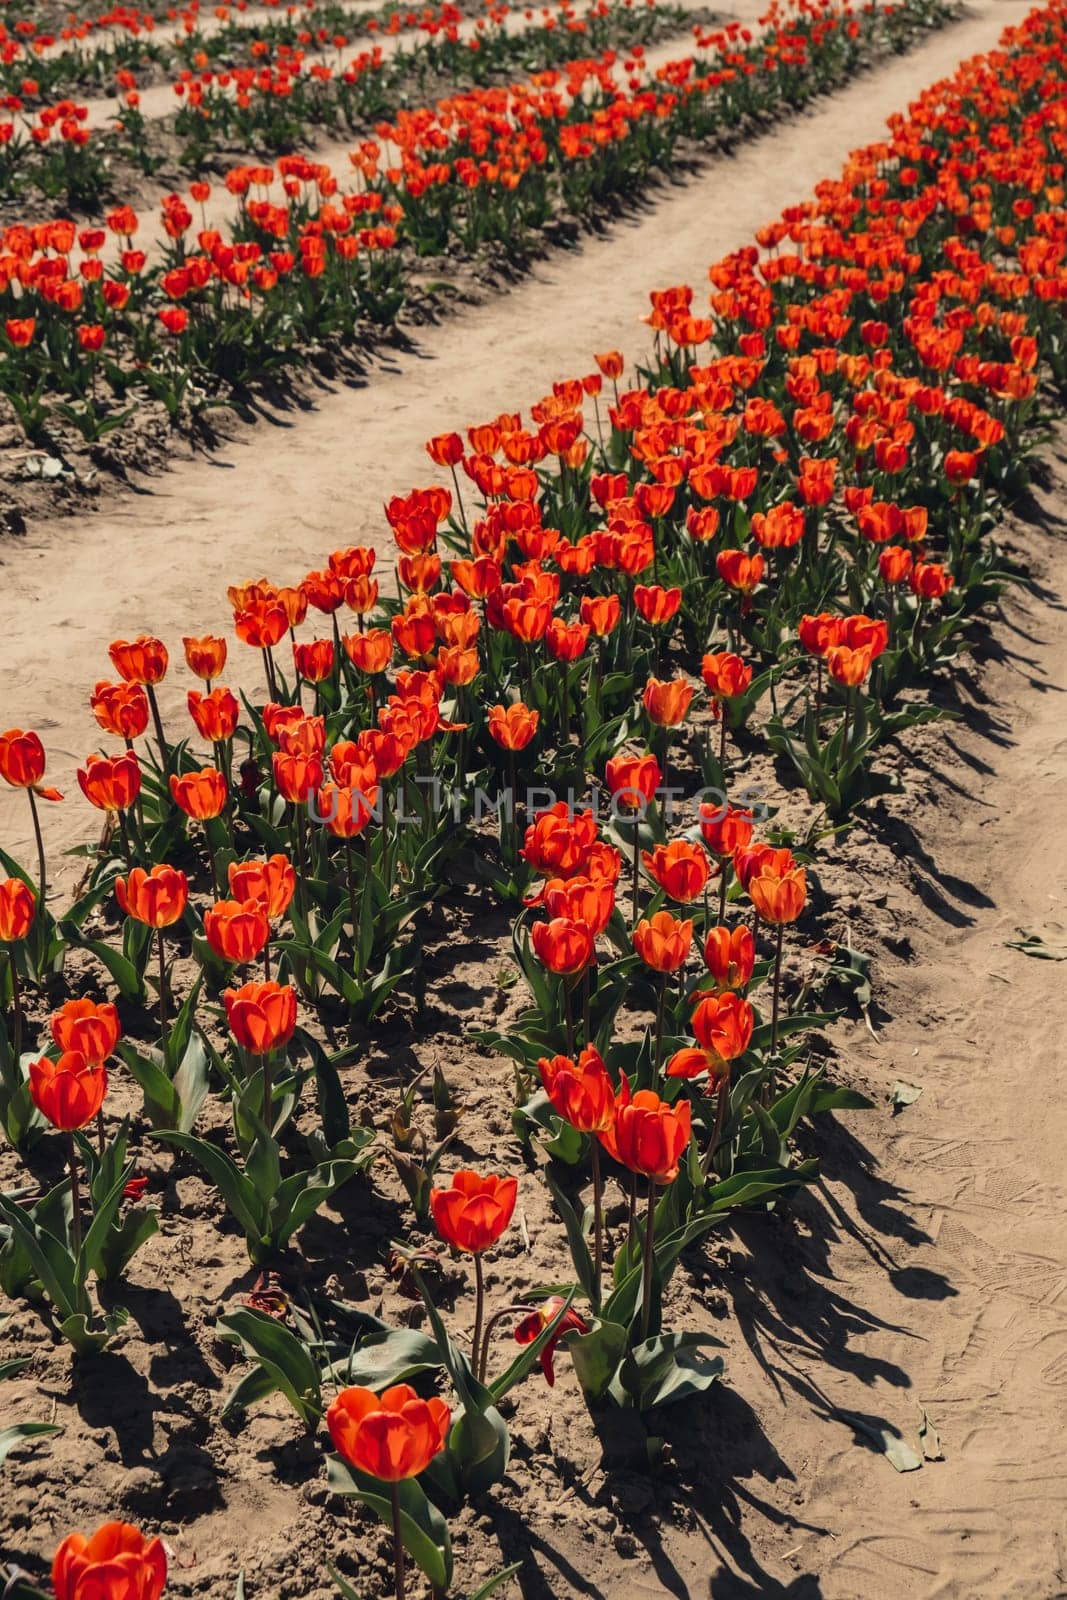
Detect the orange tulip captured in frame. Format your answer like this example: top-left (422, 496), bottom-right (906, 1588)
top-left (634, 585), bottom-right (681, 625)
top-left (52, 1521), bottom-right (166, 1600)
top-left (698, 804), bottom-right (754, 857)
top-left (716, 551), bottom-right (764, 593)
top-left (700, 653), bottom-right (752, 701)
top-left (115, 865), bottom-right (188, 929)
top-left (314, 783), bottom-right (377, 839)
top-left (29, 1051), bottom-right (107, 1132)
top-left (0, 877), bottom-right (36, 941)
top-left (224, 980), bottom-right (297, 1055)
top-left (204, 899), bottom-right (270, 964)
top-left (77, 753), bottom-right (141, 812)
top-left (703, 924), bottom-right (755, 989)
top-left (0, 728), bottom-right (46, 789)
top-left (170, 767), bottom-right (227, 820)
top-left (826, 645), bottom-right (873, 687)
top-left (272, 751), bottom-right (323, 804)
top-left (228, 854), bottom-right (295, 920)
top-left (522, 803), bottom-right (597, 877)
top-left (531, 916), bottom-right (595, 974)
top-left (293, 640), bottom-right (335, 683)
top-left (538, 1046), bottom-right (614, 1133)
top-left (327, 1384), bottom-right (450, 1483)
top-left (543, 875), bottom-right (614, 936)
top-left (604, 753), bottom-right (660, 813)
top-left (188, 688), bottom-right (240, 742)
top-left (748, 863), bottom-right (807, 924)
top-left (642, 677), bottom-right (694, 727)
top-left (488, 703), bottom-right (539, 751)
top-left (108, 636), bottom-right (168, 685)
top-left (90, 681), bottom-right (149, 741)
top-left (690, 989), bottom-right (754, 1061)
top-left (430, 1171), bottom-right (517, 1254)
top-left (343, 629), bottom-right (393, 674)
top-left (633, 911), bottom-right (692, 973)
top-left (183, 635), bottom-right (227, 681)
top-left (606, 1085), bottom-right (691, 1184)
top-left (579, 594), bottom-right (621, 637)
top-left (641, 841), bottom-right (710, 903)
top-left (50, 1000), bottom-right (120, 1065)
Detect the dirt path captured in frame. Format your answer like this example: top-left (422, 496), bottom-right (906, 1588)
top-left (0, 0), bottom-right (1015, 879)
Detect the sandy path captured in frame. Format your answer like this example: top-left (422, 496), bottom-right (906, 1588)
top-left (0, 0), bottom-right (1013, 880)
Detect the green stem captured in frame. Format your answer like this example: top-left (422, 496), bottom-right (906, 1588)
top-left (67, 1133), bottom-right (82, 1262)
top-left (390, 1480), bottom-right (406, 1600)
top-left (472, 1252), bottom-right (486, 1385)
top-left (591, 1139), bottom-right (603, 1311)
top-left (27, 788), bottom-right (47, 907)
top-left (640, 1181), bottom-right (656, 1341)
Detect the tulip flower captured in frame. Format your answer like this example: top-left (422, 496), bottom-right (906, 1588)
top-left (51, 999), bottom-right (121, 1067)
top-left (0, 875), bottom-right (36, 1060)
top-left (224, 980), bottom-right (297, 1123)
top-left (204, 899), bottom-right (271, 967)
top-left (539, 1045), bottom-right (614, 1299)
top-left (603, 1082), bottom-right (691, 1338)
top-left (703, 924), bottom-right (755, 990)
top-left (116, 865), bottom-right (189, 1037)
top-left (183, 634), bottom-right (227, 683)
top-left (188, 688), bottom-right (240, 744)
top-left (531, 916), bottom-right (595, 977)
top-left (642, 840), bottom-right (711, 904)
top-left (327, 1383), bottom-right (451, 1600)
top-left (91, 681), bottom-right (150, 742)
top-left (487, 702), bottom-right (539, 752)
top-left (30, 1051), bottom-right (108, 1254)
top-left (431, 1170), bottom-right (518, 1382)
top-left (108, 637), bottom-right (169, 761)
top-left (634, 911), bottom-right (692, 974)
top-left (0, 728), bottom-right (63, 900)
top-left (52, 1521), bottom-right (166, 1600)
top-left (513, 1296), bottom-right (589, 1386)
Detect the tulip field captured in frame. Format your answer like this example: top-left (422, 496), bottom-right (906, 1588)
top-left (1, 0), bottom-right (1066, 1592)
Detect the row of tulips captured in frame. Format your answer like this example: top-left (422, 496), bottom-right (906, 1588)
top-left (0, 0), bottom-right (688, 205)
top-left (0, 0), bottom-right (491, 101)
top-left (3, 1), bottom-right (1066, 1595)
top-left (0, 0), bottom-right (953, 445)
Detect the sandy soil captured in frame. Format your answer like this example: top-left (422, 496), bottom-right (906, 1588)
top-left (3, 3), bottom-right (1067, 1595)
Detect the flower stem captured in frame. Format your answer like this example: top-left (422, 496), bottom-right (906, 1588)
top-left (9, 955), bottom-right (22, 1063)
top-left (590, 1139), bottom-right (604, 1311)
top-left (390, 1480), bottom-right (406, 1600)
top-left (157, 929), bottom-right (169, 1044)
top-left (472, 1252), bottom-right (486, 1384)
top-left (145, 683), bottom-right (169, 769)
top-left (67, 1133), bottom-right (83, 1262)
top-left (768, 921), bottom-right (785, 1101)
top-left (27, 788), bottom-right (47, 907)
top-left (640, 1182), bottom-right (657, 1341)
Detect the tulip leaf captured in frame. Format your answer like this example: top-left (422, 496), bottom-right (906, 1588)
top-left (543, 1168), bottom-right (597, 1306)
top-left (614, 1333), bottom-right (726, 1411)
top-left (0, 1190), bottom-right (83, 1323)
top-left (0, 1421), bottom-right (61, 1470)
top-left (326, 1456), bottom-right (453, 1592)
top-left (294, 1027), bottom-right (350, 1147)
top-left (80, 1160), bottom-right (138, 1282)
top-left (117, 1042), bottom-right (182, 1132)
top-left (564, 1318), bottom-right (627, 1404)
top-left (154, 1131), bottom-right (264, 1246)
top-left (469, 1564), bottom-right (523, 1600)
top-left (66, 935), bottom-right (145, 1002)
top-left (338, 1329), bottom-right (443, 1391)
top-left (218, 1307), bottom-right (322, 1425)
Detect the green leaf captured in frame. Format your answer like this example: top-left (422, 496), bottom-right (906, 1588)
top-left (564, 1318), bottom-right (627, 1404)
top-left (842, 1413), bottom-right (923, 1472)
top-left (469, 1563), bottom-right (523, 1600)
top-left (543, 1169), bottom-right (596, 1307)
top-left (327, 1456), bottom-right (453, 1591)
top-left (616, 1332), bottom-right (725, 1411)
top-left (154, 1132), bottom-right (264, 1248)
top-left (339, 1329), bottom-right (443, 1391)
top-left (218, 1308), bottom-right (322, 1425)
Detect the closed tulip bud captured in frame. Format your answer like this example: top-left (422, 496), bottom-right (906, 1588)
top-left (543, 874), bottom-right (615, 935)
top-left (228, 854), bottom-right (295, 920)
top-left (0, 728), bottom-right (46, 789)
top-left (427, 431), bottom-right (464, 467)
top-left (272, 751), bottom-right (323, 804)
top-left (879, 545), bottom-right (913, 585)
top-left (607, 1086), bottom-right (691, 1184)
top-left (116, 865), bottom-right (188, 928)
top-left (698, 803), bottom-right (754, 857)
top-left (716, 550), bottom-right (763, 593)
top-left (29, 1051), bottom-right (107, 1131)
top-left (594, 350), bottom-right (624, 378)
top-left (488, 703), bottom-right (539, 751)
top-left (642, 677), bottom-right (694, 727)
top-left (545, 618), bottom-right (589, 662)
top-left (748, 864), bottom-right (807, 924)
top-left (78, 752), bottom-right (141, 812)
top-left (108, 636), bottom-right (168, 685)
top-left (204, 899), bottom-right (270, 964)
top-left (579, 594), bottom-right (621, 637)
top-left (52, 1521), bottom-right (167, 1600)
top-left (51, 999), bottom-right (121, 1065)
top-left (91, 681), bottom-right (150, 740)
top-left (641, 840), bottom-right (710, 903)
top-left (703, 924), bottom-right (755, 989)
top-left (538, 1046), bottom-right (615, 1133)
top-left (183, 634), bottom-right (228, 680)
top-left (188, 687), bottom-right (240, 742)
top-left (293, 639), bottom-right (335, 683)
top-left (604, 753), bottom-right (660, 813)
top-left (910, 561), bottom-right (954, 600)
top-left (531, 916), bottom-right (596, 974)
top-left (343, 629), bottom-right (393, 674)
top-left (314, 783), bottom-right (377, 839)
top-left (826, 644), bottom-right (873, 687)
top-left (327, 1384), bottom-right (450, 1483)
top-left (170, 767), bottom-right (227, 820)
top-left (634, 911), bottom-right (693, 973)
top-left (634, 584), bottom-right (681, 625)
top-left (0, 877), bottom-right (36, 942)
top-left (430, 1171), bottom-right (518, 1254)
top-left (224, 980), bottom-right (297, 1055)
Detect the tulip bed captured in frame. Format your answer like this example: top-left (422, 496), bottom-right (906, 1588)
top-left (0, 0), bottom-right (953, 455)
top-left (2, 0), bottom-right (1066, 1596)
